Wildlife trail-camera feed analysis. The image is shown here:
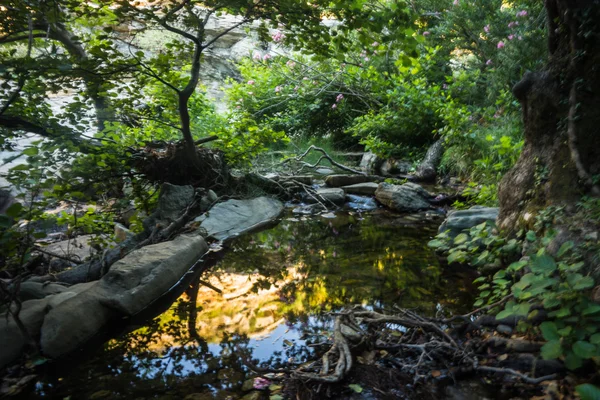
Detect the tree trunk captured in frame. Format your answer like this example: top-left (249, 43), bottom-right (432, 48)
top-left (498, 0), bottom-right (600, 232)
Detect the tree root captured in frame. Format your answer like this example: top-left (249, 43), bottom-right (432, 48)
top-left (287, 306), bottom-right (562, 391)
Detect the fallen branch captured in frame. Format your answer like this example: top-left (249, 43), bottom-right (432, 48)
top-left (281, 145), bottom-right (364, 175)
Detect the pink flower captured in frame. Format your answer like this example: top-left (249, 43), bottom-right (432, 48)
top-left (336, 93), bottom-right (344, 102)
top-left (497, 41), bottom-right (505, 49)
top-left (263, 54), bottom-right (272, 61)
top-left (484, 25), bottom-right (490, 33)
top-left (332, 104), bottom-right (337, 109)
top-left (517, 10), bottom-right (528, 17)
top-left (286, 60), bottom-right (296, 68)
top-left (272, 31), bottom-right (285, 43)
top-left (453, 0), bottom-right (459, 5)
top-left (486, 59), bottom-right (493, 65)
top-left (518, 35), bottom-right (523, 40)
top-left (247, 80), bottom-right (255, 85)
top-left (236, 105), bottom-right (241, 109)
top-left (372, 41), bottom-right (379, 47)
top-left (423, 31), bottom-right (430, 36)
top-left (253, 377), bottom-right (271, 390)
top-left (364, 57), bottom-right (370, 61)
top-left (253, 52), bottom-right (261, 60)
top-left (294, 86), bottom-right (299, 91)
top-left (275, 86), bottom-right (282, 93)
top-left (508, 34), bottom-right (515, 40)
top-left (508, 21), bottom-right (516, 28)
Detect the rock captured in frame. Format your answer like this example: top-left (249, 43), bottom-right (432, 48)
top-left (42, 235), bottom-right (103, 263)
top-left (380, 159), bottom-right (412, 176)
top-left (200, 190), bottom-right (219, 211)
top-left (374, 182), bottom-right (431, 212)
top-left (279, 175), bottom-right (313, 185)
top-left (496, 324), bottom-right (513, 335)
top-left (315, 168), bottom-right (335, 175)
top-left (414, 139), bottom-right (444, 182)
top-left (144, 183), bottom-right (195, 232)
top-left (341, 182), bottom-right (379, 196)
top-left (18, 282), bottom-right (68, 301)
top-left (359, 152), bottom-right (383, 174)
top-left (306, 188), bottom-right (345, 205)
top-left (0, 298), bottom-right (50, 369)
top-left (114, 223), bottom-right (133, 242)
top-left (325, 174), bottom-right (375, 187)
top-left (197, 197), bottom-right (284, 241)
top-left (40, 235), bottom-right (208, 358)
top-left (438, 206), bottom-right (499, 238)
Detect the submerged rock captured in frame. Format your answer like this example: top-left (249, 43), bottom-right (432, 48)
top-left (197, 197), bottom-right (284, 241)
top-left (342, 182), bottom-right (379, 196)
top-left (40, 234), bottom-right (208, 359)
top-left (345, 195), bottom-right (378, 211)
top-left (374, 182), bottom-right (431, 212)
top-left (438, 206), bottom-right (499, 238)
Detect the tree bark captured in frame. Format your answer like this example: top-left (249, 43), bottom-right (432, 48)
top-left (498, 0), bottom-right (600, 232)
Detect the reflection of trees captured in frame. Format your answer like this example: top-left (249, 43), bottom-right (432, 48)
top-left (32, 212), bottom-right (475, 398)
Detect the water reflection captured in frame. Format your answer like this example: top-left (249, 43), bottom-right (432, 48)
top-left (31, 210), bottom-right (475, 399)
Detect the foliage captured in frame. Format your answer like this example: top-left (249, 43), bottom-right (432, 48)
top-left (430, 207), bottom-right (600, 371)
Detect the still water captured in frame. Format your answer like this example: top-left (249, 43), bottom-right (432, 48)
top-left (29, 209), bottom-right (475, 399)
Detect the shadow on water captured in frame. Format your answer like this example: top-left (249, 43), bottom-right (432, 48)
top-left (28, 210), bottom-right (477, 399)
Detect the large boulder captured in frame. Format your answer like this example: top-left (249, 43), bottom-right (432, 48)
top-left (306, 188), bottom-right (346, 205)
top-left (0, 298), bottom-right (50, 369)
top-left (325, 174), bottom-right (375, 187)
top-left (438, 206), bottom-right (499, 238)
top-left (40, 234), bottom-right (208, 358)
top-left (342, 182), bottom-right (379, 196)
top-left (18, 282), bottom-right (69, 302)
top-left (374, 182), bottom-right (431, 212)
top-left (197, 197), bottom-right (284, 241)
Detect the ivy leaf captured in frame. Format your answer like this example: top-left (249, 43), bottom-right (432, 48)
top-left (530, 254), bottom-right (557, 275)
top-left (576, 384), bottom-right (600, 400)
top-left (540, 340), bottom-right (562, 360)
top-left (539, 321), bottom-right (560, 341)
top-left (556, 241), bottom-right (574, 258)
top-left (573, 341), bottom-right (596, 359)
top-left (564, 351), bottom-right (583, 370)
top-left (453, 233), bottom-right (469, 245)
top-left (589, 334), bottom-right (600, 345)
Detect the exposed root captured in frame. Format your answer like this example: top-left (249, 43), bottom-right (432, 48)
top-left (287, 306), bottom-right (562, 392)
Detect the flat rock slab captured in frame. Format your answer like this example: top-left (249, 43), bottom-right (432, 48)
top-left (342, 182), bottom-right (379, 196)
top-left (375, 182), bottom-right (431, 212)
top-left (325, 174), bottom-right (377, 187)
top-left (40, 234), bottom-right (207, 359)
top-left (42, 235), bottom-right (106, 263)
top-left (438, 206), bottom-right (499, 238)
top-left (197, 197), bottom-right (284, 241)
top-left (306, 188), bottom-right (346, 205)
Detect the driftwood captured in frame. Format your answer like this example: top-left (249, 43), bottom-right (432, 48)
top-left (413, 139), bottom-right (444, 182)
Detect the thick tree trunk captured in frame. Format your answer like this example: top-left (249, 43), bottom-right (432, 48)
top-left (498, 0), bottom-right (600, 232)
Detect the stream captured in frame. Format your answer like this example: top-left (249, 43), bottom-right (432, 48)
top-left (26, 208), bottom-right (477, 399)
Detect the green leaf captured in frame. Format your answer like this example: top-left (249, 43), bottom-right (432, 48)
top-left (22, 147), bottom-right (39, 156)
top-left (583, 304), bottom-right (600, 316)
top-left (5, 202), bottom-right (23, 218)
top-left (530, 254), bottom-right (557, 275)
top-left (576, 384), bottom-right (600, 400)
top-left (447, 250), bottom-right (466, 264)
top-left (540, 322), bottom-right (560, 341)
top-left (540, 340), bottom-right (562, 360)
top-left (573, 341), bottom-right (596, 359)
top-left (348, 384), bottom-right (363, 393)
top-left (565, 351), bottom-right (583, 370)
top-left (590, 334), bottom-right (600, 345)
top-left (526, 230), bottom-right (536, 241)
top-left (556, 241), bottom-right (574, 258)
top-left (453, 233), bottom-right (469, 245)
